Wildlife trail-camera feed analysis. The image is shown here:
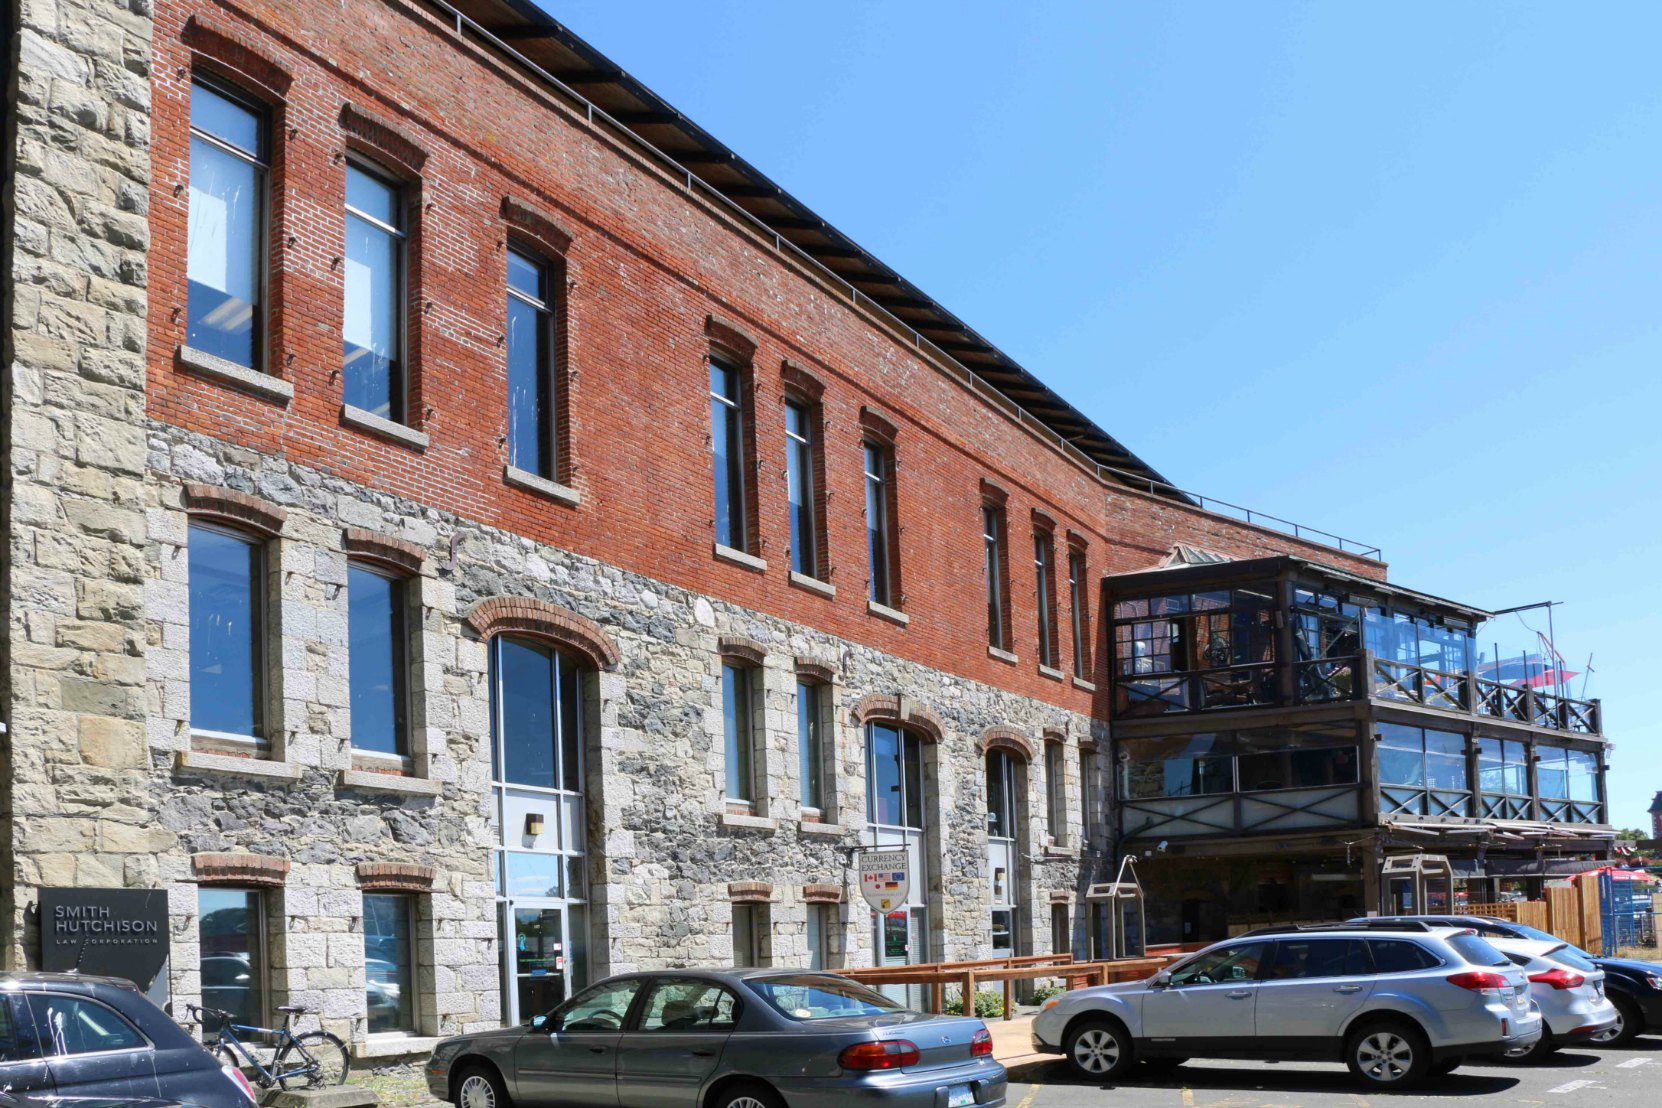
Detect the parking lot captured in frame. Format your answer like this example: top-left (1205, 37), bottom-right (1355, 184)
top-left (1006, 1037), bottom-right (1662, 1107)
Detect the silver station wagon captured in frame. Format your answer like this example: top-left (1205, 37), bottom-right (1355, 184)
top-left (426, 968), bottom-right (1006, 1108)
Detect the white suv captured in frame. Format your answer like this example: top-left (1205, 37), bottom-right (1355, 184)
top-left (1031, 925), bottom-right (1541, 1088)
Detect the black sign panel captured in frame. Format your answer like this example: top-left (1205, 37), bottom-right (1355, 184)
top-left (40, 887), bottom-right (170, 993)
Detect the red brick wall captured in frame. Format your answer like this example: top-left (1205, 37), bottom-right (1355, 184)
top-left (146, 0), bottom-right (1386, 712)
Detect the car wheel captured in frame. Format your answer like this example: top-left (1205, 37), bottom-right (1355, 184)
top-left (1064, 1018), bottom-right (1136, 1080)
top-left (454, 1065), bottom-right (511, 1108)
top-left (709, 1082), bottom-right (785, 1108)
top-left (1345, 1022), bottom-right (1431, 1088)
top-left (1504, 1033), bottom-right (1559, 1064)
top-left (1590, 996), bottom-right (1642, 1047)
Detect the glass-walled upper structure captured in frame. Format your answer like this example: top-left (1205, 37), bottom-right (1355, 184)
top-left (1106, 556), bottom-right (1609, 841)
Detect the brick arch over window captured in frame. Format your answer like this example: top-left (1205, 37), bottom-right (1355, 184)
top-left (465, 596), bottom-right (620, 670)
top-left (850, 694), bottom-right (944, 744)
top-left (977, 727), bottom-right (1037, 762)
top-left (183, 483), bottom-right (286, 538)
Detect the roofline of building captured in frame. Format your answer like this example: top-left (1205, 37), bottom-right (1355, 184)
top-left (444, 0), bottom-right (1185, 498)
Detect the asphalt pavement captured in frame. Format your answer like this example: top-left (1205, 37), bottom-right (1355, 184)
top-left (1005, 1035), bottom-right (1662, 1107)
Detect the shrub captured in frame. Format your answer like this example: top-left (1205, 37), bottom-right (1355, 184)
top-left (1029, 983), bottom-right (1065, 1005)
top-left (944, 990), bottom-right (1007, 1019)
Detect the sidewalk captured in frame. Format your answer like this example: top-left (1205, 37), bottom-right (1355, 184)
top-left (988, 1014), bottom-right (1051, 1071)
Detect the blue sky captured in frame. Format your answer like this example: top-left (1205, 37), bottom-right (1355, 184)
top-left (537, 1), bottom-right (1662, 830)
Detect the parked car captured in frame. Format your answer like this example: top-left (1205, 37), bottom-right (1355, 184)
top-left (426, 968), bottom-right (1005, 1108)
top-left (1030, 925), bottom-right (1540, 1088)
top-left (0, 972), bottom-right (255, 1108)
top-left (1484, 937), bottom-right (1618, 1060)
top-left (1351, 914), bottom-right (1662, 1045)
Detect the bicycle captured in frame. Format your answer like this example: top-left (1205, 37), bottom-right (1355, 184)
top-left (187, 1003), bottom-right (351, 1090)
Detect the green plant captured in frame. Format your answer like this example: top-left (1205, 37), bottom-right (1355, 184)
top-left (944, 990), bottom-right (1007, 1019)
top-left (1029, 983), bottom-right (1065, 1005)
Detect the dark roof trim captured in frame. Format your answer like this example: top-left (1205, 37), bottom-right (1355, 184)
top-left (446, 0), bottom-right (1182, 498)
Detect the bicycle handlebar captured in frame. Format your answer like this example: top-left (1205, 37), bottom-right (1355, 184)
top-left (186, 1003), bottom-right (235, 1022)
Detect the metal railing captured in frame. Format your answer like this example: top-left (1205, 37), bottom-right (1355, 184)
top-left (421, 0), bottom-right (1382, 563)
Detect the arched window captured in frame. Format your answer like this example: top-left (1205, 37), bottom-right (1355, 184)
top-left (985, 749), bottom-right (1022, 953)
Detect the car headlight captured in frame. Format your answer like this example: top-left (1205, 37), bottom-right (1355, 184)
top-left (1646, 974), bottom-right (1662, 991)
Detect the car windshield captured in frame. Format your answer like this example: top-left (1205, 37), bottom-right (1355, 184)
top-left (1446, 933), bottom-right (1510, 968)
top-left (746, 975), bottom-right (908, 1021)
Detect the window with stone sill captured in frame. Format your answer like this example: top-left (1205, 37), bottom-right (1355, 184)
top-left (721, 662), bottom-right (761, 807)
top-left (806, 903), bottom-right (839, 970)
top-left (1067, 545), bottom-right (1090, 679)
top-left (343, 160), bottom-right (408, 423)
top-left (1045, 740), bottom-right (1068, 848)
top-left (1034, 529), bottom-right (1059, 669)
top-left (795, 677), bottom-right (839, 819)
top-left (710, 359), bottom-right (752, 554)
top-left (187, 77), bottom-right (268, 372)
top-left (784, 397), bottom-right (825, 580)
top-left (199, 886), bottom-right (267, 1029)
top-left (982, 504), bottom-right (1010, 652)
top-left (507, 245), bottom-right (561, 481)
top-left (732, 902), bottom-right (770, 968)
top-left (364, 892), bottom-right (416, 1034)
top-left (347, 562), bottom-right (411, 760)
top-left (188, 521), bottom-right (268, 747)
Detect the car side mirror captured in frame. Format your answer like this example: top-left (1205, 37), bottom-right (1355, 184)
top-left (1150, 972), bottom-right (1171, 989)
top-left (530, 1014), bottom-right (548, 1031)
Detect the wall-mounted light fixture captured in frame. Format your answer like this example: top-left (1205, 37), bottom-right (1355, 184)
top-left (524, 812), bottom-right (545, 838)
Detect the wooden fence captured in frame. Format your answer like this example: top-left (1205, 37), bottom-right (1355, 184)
top-left (1470, 873), bottom-right (1602, 951)
top-left (839, 952), bottom-right (1180, 1020)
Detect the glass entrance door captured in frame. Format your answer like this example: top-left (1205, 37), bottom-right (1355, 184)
top-left (507, 902), bottom-right (569, 1023)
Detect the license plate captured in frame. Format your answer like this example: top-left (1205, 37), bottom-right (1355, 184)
top-left (947, 1086), bottom-right (975, 1108)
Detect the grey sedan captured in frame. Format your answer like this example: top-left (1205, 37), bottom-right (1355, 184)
top-left (425, 968), bottom-right (1006, 1108)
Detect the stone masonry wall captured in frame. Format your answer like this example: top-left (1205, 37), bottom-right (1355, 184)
top-left (3, 0), bottom-right (157, 964)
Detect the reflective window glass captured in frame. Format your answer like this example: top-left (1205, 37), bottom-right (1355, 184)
top-left (1236, 746), bottom-right (1359, 791)
top-left (493, 637), bottom-right (583, 792)
top-left (1168, 941), bottom-right (1268, 986)
top-left (864, 443), bottom-right (891, 605)
top-left (343, 163), bottom-right (404, 420)
top-left (554, 978), bottom-right (640, 1032)
top-left (348, 565), bottom-right (406, 755)
top-left (722, 664), bottom-right (753, 802)
top-left (983, 505), bottom-right (1005, 649)
top-left (798, 681), bottom-right (823, 810)
top-left (866, 723), bottom-right (924, 831)
top-left (638, 979), bottom-right (738, 1032)
top-left (710, 361), bottom-right (747, 550)
top-left (189, 524), bottom-right (263, 738)
top-left (1368, 939), bottom-right (1441, 974)
top-left (1068, 548), bottom-right (1088, 678)
top-left (507, 247), bottom-right (554, 477)
top-left (199, 887), bottom-right (265, 1027)
top-left (1034, 532), bottom-right (1055, 667)
top-left (1567, 749), bottom-right (1598, 802)
top-left (363, 894), bottom-right (414, 1033)
top-left (25, 995), bottom-right (145, 1056)
top-left (1266, 939), bottom-right (1368, 980)
top-left (187, 81), bottom-right (264, 368)
top-left (986, 750), bottom-right (1016, 840)
top-left (785, 401), bottom-right (818, 577)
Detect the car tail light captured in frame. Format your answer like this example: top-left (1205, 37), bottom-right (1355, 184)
top-left (1528, 968), bottom-right (1586, 991)
top-left (222, 1063), bottom-right (257, 1105)
top-left (971, 1028), bottom-right (993, 1057)
top-left (839, 1040), bottom-right (921, 1070)
top-left (1446, 971), bottom-right (1512, 995)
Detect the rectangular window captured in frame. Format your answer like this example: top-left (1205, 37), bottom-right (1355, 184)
top-left (797, 680), bottom-right (823, 811)
top-left (364, 893), bottom-right (415, 1033)
top-left (493, 637), bottom-right (582, 792)
top-left (187, 80), bottom-right (266, 369)
top-left (732, 903), bottom-right (768, 967)
top-left (1079, 746), bottom-right (1093, 840)
top-left (806, 904), bottom-right (835, 970)
top-left (863, 443), bottom-right (892, 605)
top-left (722, 664), bottom-right (754, 802)
top-left (199, 887), bottom-right (265, 1028)
top-left (1068, 547), bottom-right (1089, 678)
top-left (343, 162), bottom-right (406, 420)
top-left (348, 564), bottom-right (407, 756)
top-left (991, 908), bottom-right (1014, 952)
top-left (189, 523), bottom-right (264, 739)
top-left (784, 400), bottom-right (820, 578)
top-left (983, 506), bottom-right (1007, 651)
top-left (1051, 903), bottom-right (1069, 957)
top-left (506, 248), bottom-right (557, 477)
top-left (1236, 746), bottom-right (1359, 791)
top-left (1046, 741), bottom-right (1068, 846)
top-left (710, 360), bottom-right (748, 550)
top-left (1034, 531), bottom-right (1056, 667)
top-left (867, 723), bottom-right (923, 830)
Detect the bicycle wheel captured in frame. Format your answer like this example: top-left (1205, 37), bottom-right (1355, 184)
top-left (211, 1041), bottom-right (270, 1091)
top-left (274, 1030), bottom-right (351, 1089)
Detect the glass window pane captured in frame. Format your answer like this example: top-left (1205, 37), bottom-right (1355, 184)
top-left (986, 752), bottom-right (1012, 839)
top-left (558, 652), bottom-right (582, 793)
top-left (506, 293), bottom-right (551, 476)
top-left (983, 506), bottom-right (1003, 648)
top-left (343, 202), bottom-right (402, 418)
top-left (191, 82), bottom-right (263, 155)
top-left (555, 978), bottom-right (640, 1032)
top-left (187, 137), bottom-right (261, 368)
top-left (1567, 750), bottom-right (1598, 802)
top-left (786, 402), bottom-right (816, 577)
top-left (346, 164), bottom-right (400, 226)
top-left (348, 566), bottom-right (405, 755)
top-left (497, 637), bottom-right (555, 788)
top-left (364, 894), bottom-right (414, 1033)
top-left (798, 681), bottom-right (822, 810)
top-left (508, 248), bottom-right (545, 300)
top-left (640, 979), bottom-right (739, 1032)
top-left (189, 525), bottom-right (262, 737)
top-left (868, 724), bottom-right (901, 826)
top-left (504, 852), bottom-right (563, 898)
top-left (711, 363), bottom-right (746, 549)
top-left (1035, 534), bottom-right (1054, 666)
top-left (864, 444), bottom-right (889, 604)
top-left (25, 995), bottom-right (145, 1056)
top-left (1538, 748), bottom-right (1569, 799)
top-left (723, 664), bottom-right (752, 801)
top-left (902, 731), bottom-right (924, 831)
top-left (199, 888), bottom-right (264, 1027)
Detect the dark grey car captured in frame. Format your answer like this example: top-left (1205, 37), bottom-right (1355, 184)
top-left (0, 973), bottom-right (254, 1108)
top-left (426, 968), bottom-right (1006, 1108)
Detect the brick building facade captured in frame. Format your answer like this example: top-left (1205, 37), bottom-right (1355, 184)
top-left (4, 0), bottom-right (1386, 1061)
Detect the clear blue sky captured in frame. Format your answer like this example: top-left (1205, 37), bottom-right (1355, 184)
top-left (537, 1), bottom-right (1662, 830)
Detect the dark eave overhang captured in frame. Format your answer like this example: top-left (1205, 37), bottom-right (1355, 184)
top-left (445, 0), bottom-right (1184, 497)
